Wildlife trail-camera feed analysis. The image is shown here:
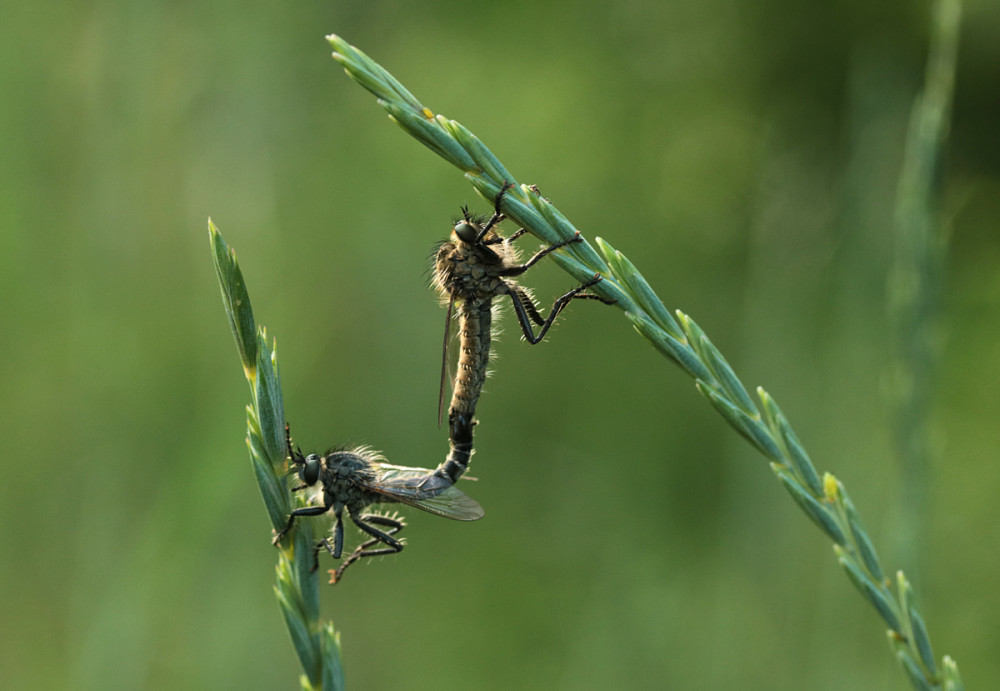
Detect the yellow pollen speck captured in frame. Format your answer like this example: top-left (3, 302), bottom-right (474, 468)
top-left (422, 108), bottom-right (434, 119)
top-left (823, 473), bottom-right (839, 500)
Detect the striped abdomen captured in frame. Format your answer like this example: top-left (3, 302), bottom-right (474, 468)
top-left (435, 297), bottom-right (492, 484)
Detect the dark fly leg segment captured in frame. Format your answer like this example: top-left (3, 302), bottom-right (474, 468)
top-left (490, 189), bottom-right (617, 343)
top-left (488, 185), bottom-right (616, 343)
top-left (329, 514), bottom-right (406, 583)
top-left (273, 503), bottom-right (330, 546)
top-left (472, 181), bottom-right (510, 243)
top-left (506, 273), bottom-right (614, 345)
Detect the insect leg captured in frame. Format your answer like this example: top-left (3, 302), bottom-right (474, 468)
top-left (306, 511), bottom-right (347, 571)
top-left (351, 513), bottom-right (404, 551)
top-left (333, 513), bottom-right (345, 557)
top-left (480, 227), bottom-right (528, 247)
top-left (313, 537), bottom-right (335, 571)
top-left (506, 274), bottom-right (614, 344)
top-left (515, 282), bottom-right (616, 322)
top-left (330, 514), bottom-right (406, 583)
top-left (473, 181), bottom-right (517, 243)
top-left (272, 503), bottom-right (330, 545)
top-left (498, 232), bottom-right (584, 277)
top-left (513, 286), bottom-right (546, 326)
top-left (503, 228), bottom-right (529, 243)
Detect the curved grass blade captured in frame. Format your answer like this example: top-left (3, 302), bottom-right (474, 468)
top-left (210, 220), bottom-right (343, 689)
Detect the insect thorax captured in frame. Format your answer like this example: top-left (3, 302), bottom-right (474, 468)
top-left (319, 449), bottom-right (380, 510)
top-left (435, 234), bottom-right (515, 302)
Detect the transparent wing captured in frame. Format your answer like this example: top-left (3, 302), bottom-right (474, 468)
top-left (371, 463), bottom-right (484, 521)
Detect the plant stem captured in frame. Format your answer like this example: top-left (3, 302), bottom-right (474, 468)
top-left (888, 0), bottom-right (961, 579)
top-left (210, 219), bottom-right (346, 691)
top-left (325, 24), bottom-right (963, 690)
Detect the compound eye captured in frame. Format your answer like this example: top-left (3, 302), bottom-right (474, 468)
top-left (301, 455), bottom-right (322, 485)
top-left (454, 221), bottom-right (479, 244)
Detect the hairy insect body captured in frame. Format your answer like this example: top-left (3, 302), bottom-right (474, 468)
top-left (313, 450), bottom-right (382, 516)
top-left (434, 223), bottom-right (514, 427)
top-left (431, 219), bottom-right (514, 485)
top-left (453, 303), bottom-right (493, 419)
top-left (431, 186), bottom-right (614, 487)
top-left (433, 294), bottom-right (489, 486)
top-left (275, 426), bottom-right (482, 583)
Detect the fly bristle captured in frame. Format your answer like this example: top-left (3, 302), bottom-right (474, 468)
top-left (369, 509), bottom-right (407, 526)
top-left (348, 445), bottom-right (386, 464)
top-left (426, 240), bottom-right (448, 274)
top-left (322, 445), bottom-right (386, 465)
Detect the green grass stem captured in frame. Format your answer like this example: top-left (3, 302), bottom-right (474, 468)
top-left (210, 220), bottom-right (345, 691)
top-left (326, 22), bottom-right (963, 690)
top-left (887, 0), bottom-right (961, 578)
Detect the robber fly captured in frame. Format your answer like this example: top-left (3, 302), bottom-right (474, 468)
top-left (273, 424), bottom-right (483, 583)
top-left (429, 182), bottom-right (616, 486)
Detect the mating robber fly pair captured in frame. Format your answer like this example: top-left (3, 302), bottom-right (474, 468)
top-left (274, 183), bottom-right (615, 582)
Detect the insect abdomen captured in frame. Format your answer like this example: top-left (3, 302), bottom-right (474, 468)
top-left (435, 410), bottom-right (474, 485)
top-left (451, 299), bottom-right (492, 420)
top-left (432, 299), bottom-right (490, 485)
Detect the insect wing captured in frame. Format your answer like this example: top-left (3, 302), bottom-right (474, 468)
top-left (371, 464), bottom-right (484, 521)
top-left (438, 292), bottom-right (457, 427)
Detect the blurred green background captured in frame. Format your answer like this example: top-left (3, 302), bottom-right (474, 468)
top-left (3, 1), bottom-right (998, 689)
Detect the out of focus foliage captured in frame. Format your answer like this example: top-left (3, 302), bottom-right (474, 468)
top-left (1, 1), bottom-right (997, 689)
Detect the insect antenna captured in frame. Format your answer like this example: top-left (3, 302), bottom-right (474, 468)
top-left (281, 423), bottom-right (306, 487)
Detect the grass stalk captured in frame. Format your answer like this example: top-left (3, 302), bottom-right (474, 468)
top-left (888, 0), bottom-right (961, 577)
top-left (210, 220), bottom-right (345, 691)
top-left (325, 25), bottom-right (963, 690)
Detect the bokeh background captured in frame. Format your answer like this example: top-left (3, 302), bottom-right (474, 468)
top-left (3, 1), bottom-right (998, 689)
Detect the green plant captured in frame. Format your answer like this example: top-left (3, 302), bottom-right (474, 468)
top-left (324, 16), bottom-right (963, 689)
top-left (210, 220), bottom-right (345, 691)
top-left (888, 0), bottom-right (961, 577)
